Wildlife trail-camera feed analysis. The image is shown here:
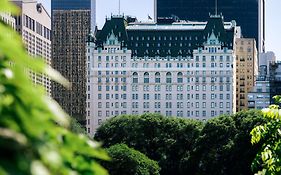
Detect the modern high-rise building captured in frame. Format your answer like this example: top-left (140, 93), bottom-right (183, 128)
top-left (156, 0), bottom-right (265, 53)
top-left (235, 38), bottom-right (258, 112)
top-left (0, 12), bottom-right (15, 29)
top-left (51, 0), bottom-right (96, 30)
top-left (51, 0), bottom-right (95, 125)
top-left (86, 15), bottom-right (240, 135)
top-left (269, 62), bottom-right (281, 105)
top-left (11, 0), bottom-right (51, 95)
top-left (248, 52), bottom-right (277, 109)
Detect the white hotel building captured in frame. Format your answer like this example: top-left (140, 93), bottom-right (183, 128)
top-left (86, 15), bottom-right (240, 134)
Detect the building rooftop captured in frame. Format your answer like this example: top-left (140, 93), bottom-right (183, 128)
top-left (94, 15), bottom-right (238, 57)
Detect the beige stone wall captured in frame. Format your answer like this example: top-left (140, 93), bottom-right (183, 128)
top-left (235, 38), bottom-right (258, 111)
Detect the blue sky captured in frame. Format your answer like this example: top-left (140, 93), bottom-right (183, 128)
top-left (40, 0), bottom-right (281, 59)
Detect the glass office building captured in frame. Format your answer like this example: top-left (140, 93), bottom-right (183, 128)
top-left (156, 0), bottom-right (265, 52)
top-left (51, 0), bottom-right (94, 126)
top-left (52, 0), bottom-right (91, 10)
top-left (51, 0), bottom-right (95, 29)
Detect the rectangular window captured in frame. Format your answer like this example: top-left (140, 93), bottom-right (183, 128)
top-left (226, 102), bottom-right (230, 108)
top-left (166, 85), bottom-right (172, 92)
top-left (155, 85), bottom-right (161, 91)
top-left (226, 84), bottom-right (230, 91)
top-left (202, 102), bottom-right (206, 108)
top-left (203, 94), bottom-right (206, 100)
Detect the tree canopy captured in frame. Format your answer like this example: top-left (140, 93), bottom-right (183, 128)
top-left (95, 113), bottom-right (203, 175)
top-left (95, 111), bottom-right (267, 175)
top-left (103, 144), bottom-right (160, 175)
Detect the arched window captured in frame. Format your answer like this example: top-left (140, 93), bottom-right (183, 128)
top-left (132, 72), bottom-right (138, 83)
top-left (155, 72), bottom-right (160, 83)
top-left (177, 72), bottom-right (183, 83)
top-left (166, 72), bottom-right (172, 83)
top-left (144, 72), bottom-right (149, 83)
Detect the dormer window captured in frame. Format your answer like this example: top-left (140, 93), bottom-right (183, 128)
top-left (109, 40), bottom-right (115, 45)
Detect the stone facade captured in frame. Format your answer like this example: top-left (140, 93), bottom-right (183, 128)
top-left (86, 15), bottom-right (240, 135)
top-left (235, 38), bottom-right (258, 111)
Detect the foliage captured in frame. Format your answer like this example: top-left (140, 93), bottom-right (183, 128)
top-left (103, 144), bottom-right (160, 175)
top-left (251, 96), bottom-right (281, 175)
top-left (95, 111), bottom-right (266, 175)
top-left (70, 117), bottom-right (87, 135)
top-left (94, 113), bottom-right (204, 175)
top-left (0, 1), bottom-right (109, 174)
top-left (192, 115), bottom-right (237, 175)
top-left (193, 110), bottom-right (266, 175)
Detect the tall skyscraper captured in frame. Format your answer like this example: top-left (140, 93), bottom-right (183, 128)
top-left (11, 0), bottom-right (51, 95)
top-left (51, 0), bottom-right (96, 30)
top-left (156, 0), bottom-right (265, 53)
top-left (51, 0), bottom-right (95, 125)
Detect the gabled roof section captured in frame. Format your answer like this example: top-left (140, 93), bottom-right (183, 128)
top-left (203, 15), bottom-right (229, 46)
top-left (204, 30), bottom-right (223, 47)
top-left (95, 16), bottom-right (128, 47)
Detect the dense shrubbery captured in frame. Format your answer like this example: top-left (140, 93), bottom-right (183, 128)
top-left (95, 111), bottom-right (267, 175)
top-left (103, 144), bottom-right (160, 175)
top-left (0, 1), bottom-right (108, 174)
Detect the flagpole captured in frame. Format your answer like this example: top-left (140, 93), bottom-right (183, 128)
top-left (118, 0), bottom-right (120, 15)
top-left (215, 0), bottom-right (217, 15)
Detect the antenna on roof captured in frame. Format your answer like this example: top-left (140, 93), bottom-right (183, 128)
top-left (118, 0), bottom-right (121, 15)
top-left (215, 0), bottom-right (218, 16)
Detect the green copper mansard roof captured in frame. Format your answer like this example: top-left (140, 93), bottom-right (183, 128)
top-left (94, 15), bottom-right (237, 57)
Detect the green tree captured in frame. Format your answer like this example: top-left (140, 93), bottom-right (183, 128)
top-left (231, 110), bottom-right (267, 174)
top-left (103, 144), bottom-right (160, 175)
top-left (95, 113), bottom-right (203, 175)
top-left (192, 110), bottom-right (266, 175)
top-left (70, 117), bottom-right (87, 135)
top-left (0, 1), bottom-right (109, 174)
top-left (194, 115), bottom-right (237, 175)
top-left (251, 96), bottom-right (281, 174)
